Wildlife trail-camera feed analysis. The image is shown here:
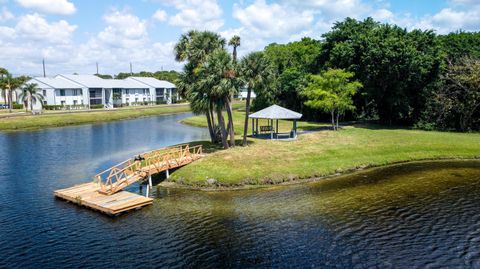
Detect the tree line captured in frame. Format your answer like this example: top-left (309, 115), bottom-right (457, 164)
top-left (258, 18), bottom-right (480, 132)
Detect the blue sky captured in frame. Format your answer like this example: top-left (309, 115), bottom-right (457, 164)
top-left (0, 0), bottom-right (479, 76)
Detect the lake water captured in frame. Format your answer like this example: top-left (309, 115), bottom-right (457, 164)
top-left (1, 113), bottom-right (479, 268)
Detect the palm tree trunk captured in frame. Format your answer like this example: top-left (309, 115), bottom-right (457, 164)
top-left (242, 87), bottom-right (252, 146)
top-left (233, 47), bottom-right (237, 63)
top-left (226, 99), bottom-right (235, 146)
top-left (216, 107), bottom-right (229, 149)
top-left (205, 112), bottom-right (215, 143)
top-left (8, 89), bottom-right (12, 113)
top-left (30, 95), bottom-right (34, 113)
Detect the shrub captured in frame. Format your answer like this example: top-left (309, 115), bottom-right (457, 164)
top-left (90, 104), bottom-right (104, 109)
top-left (12, 103), bottom-right (23, 109)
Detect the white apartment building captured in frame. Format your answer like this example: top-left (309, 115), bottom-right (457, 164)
top-left (25, 74), bottom-right (178, 108)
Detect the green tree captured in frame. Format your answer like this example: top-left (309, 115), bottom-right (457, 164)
top-left (239, 51), bottom-right (275, 146)
top-left (439, 32), bottom-right (480, 62)
top-left (321, 18), bottom-right (442, 124)
top-left (174, 30), bottom-right (233, 145)
top-left (18, 83), bottom-right (44, 113)
top-left (421, 57), bottom-right (480, 131)
top-left (0, 68), bottom-right (9, 107)
top-left (228, 35), bottom-right (241, 63)
top-left (197, 49), bottom-right (239, 148)
top-left (262, 38), bottom-right (322, 116)
top-left (302, 69), bottom-right (362, 130)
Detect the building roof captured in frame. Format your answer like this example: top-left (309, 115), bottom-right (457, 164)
top-left (104, 79), bottom-right (149, 89)
top-left (249, 104), bottom-right (302, 119)
top-left (30, 77), bottom-right (83, 89)
top-left (57, 74), bottom-right (109, 88)
top-left (127, 77), bottom-right (176, 88)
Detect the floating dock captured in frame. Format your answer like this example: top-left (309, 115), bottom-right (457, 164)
top-left (54, 144), bottom-right (203, 216)
top-left (54, 182), bottom-right (153, 215)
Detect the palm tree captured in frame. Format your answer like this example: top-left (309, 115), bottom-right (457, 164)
top-left (228, 35), bottom-right (241, 63)
top-left (0, 68), bottom-right (8, 107)
top-left (226, 35), bottom-right (241, 145)
top-left (197, 49), bottom-right (239, 149)
top-left (239, 51), bottom-right (275, 146)
top-left (174, 31), bottom-right (227, 144)
top-left (19, 83), bottom-right (44, 113)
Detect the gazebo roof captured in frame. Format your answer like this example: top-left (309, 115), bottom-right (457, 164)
top-left (249, 104), bottom-right (302, 119)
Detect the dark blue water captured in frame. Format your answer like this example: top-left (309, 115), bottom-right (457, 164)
top-left (1, 113), bottom-right (480, 268)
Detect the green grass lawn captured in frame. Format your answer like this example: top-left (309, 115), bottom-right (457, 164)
top-left (0, 104), bottom-right (192, 131)
top-left (171, 112), bottom-right (480, 188)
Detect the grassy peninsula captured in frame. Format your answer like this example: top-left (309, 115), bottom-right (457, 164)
top-left (170, 111), bottom-right (480, 188)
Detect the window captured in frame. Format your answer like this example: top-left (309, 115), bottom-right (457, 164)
top-left (43, 90), bottom-right (47, 97)
top-left (73, 89), bottom-right (82, 96)
top-left (73, 100), bottom-right (78, 105)
top-left (61, 101), bottom-right (66, 106)
top-left (43, 101), bottom-right (47, 105)
top-left (60, 89), bottom-right (65, 96)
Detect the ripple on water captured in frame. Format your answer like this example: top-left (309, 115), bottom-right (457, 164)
top-left (1, 154), bottom-right (480, 267)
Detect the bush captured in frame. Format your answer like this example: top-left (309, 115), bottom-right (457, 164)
top-left (12, 103), bottom-right (23, 109)
top-left (156, 100), bottom-right (167, 105)
top-left (90, 104), bottom-right (104, 109)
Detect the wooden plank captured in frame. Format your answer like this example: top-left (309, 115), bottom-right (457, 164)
top-left (54, 182), bottom-right (152, 215)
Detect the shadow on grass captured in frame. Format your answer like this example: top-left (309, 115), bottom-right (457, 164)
top-left (351, 122), bottom-right (413, 131)
top-left (183, 139), bottom-right (256, 154)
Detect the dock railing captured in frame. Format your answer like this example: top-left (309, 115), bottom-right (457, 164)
top-left (95, 144), bottom-right (203, 195)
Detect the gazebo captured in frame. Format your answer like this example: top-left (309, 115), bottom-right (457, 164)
top-left (249, 104), bottom-right (302, 140)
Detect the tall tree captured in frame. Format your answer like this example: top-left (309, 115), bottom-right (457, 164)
top-left (197, 49), bottom-right (239, 149)
top-left (0, 68), bottom-right (9, 107)
top-left (174, 30), bottom-right (228, 144)
top-left (239, 51), bottom-right (275, 146)
top-left (228, 35), bottom-right (241, 63)
top-left (226, 35), bottom-right (241, 145)
top-left (18, 83), bottom-right (44, 113)
top-left (422, 57), bottom-right (480, 131)
top-left (302, 69), bottom-right (362, 130)
top-left (321, 17), bottom-right (442, 124)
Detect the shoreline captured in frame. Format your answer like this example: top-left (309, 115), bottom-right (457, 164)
top-left (0, 104), bottom-right (192, 133)
top-left (160, 157), bottom-right (480, 192)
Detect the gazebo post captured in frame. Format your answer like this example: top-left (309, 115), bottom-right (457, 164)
top-left (251, 117), bottom-right (255, 137)
top-left (270, 119), bottom-right (273, 139)
top-left (293, 119), bottom-right (297, 138)
top-left (256, 118), bottom-right (258, 135)
top-left (276, 119), bottom-right (279, 140)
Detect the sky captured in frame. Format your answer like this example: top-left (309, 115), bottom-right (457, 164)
top-left (0, 0), bottom-right (479, 76)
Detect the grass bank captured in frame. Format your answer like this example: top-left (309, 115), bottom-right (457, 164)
top-left (0, 104), bottom-right (191, 132)
top-left (170, 112), bottom-right (480, 189)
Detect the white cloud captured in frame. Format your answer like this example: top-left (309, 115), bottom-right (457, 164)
top-left (165, 0), bottom-right (223, 31)
top-left (15, 13), bottom-right (77, 44)
top-left (0, 6), bottom-right (14, 21)
top-left (152, 9), bottom-right (167, 22)
top-left (97, 9), bottom-right (148, 48)
top-left (69, 9), bottom-right (180, 75)
top-left (372, 8), bottom-right (394, 21)
top-left (233, 0), bottom-right (314, 39)
top-left (15, 0), bottom-right (76, 15)
top-left (281, 0), bottom-right (370, 19)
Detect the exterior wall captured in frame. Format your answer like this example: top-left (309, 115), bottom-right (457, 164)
top-left (53, 88), bottom-right (85, 106)
top-left (116, 88), bottom-right (152, 105)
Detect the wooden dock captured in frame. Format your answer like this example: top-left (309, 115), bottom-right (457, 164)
top-left (54, 144), bottom-right (203, 215)
top-left (54, 182), bottom-right (153, 215)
